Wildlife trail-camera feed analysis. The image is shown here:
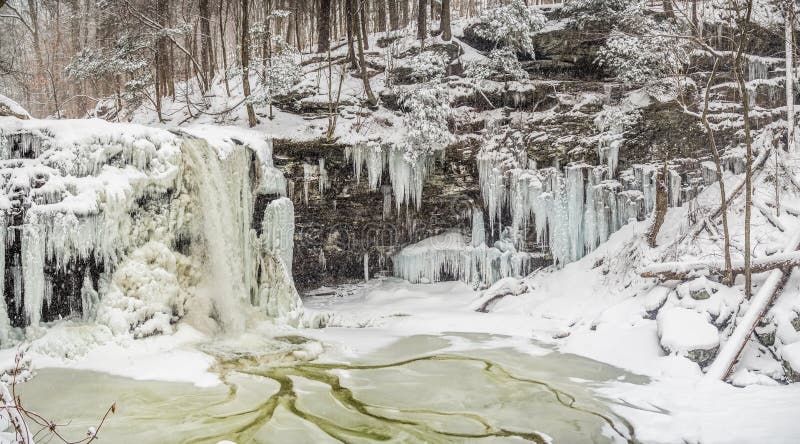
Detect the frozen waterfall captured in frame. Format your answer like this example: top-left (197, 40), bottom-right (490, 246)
top-left (0, 120), bottom-right (300, 342)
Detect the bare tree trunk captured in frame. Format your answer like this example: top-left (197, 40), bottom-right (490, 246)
top-left (388, 0), bottom-right (399, 30)
top-left (401, 0), bottom-right (409, 28)
top-left (663, 0), bottom-right (674, 18)
top-left (701, 59), bottom-right (734, 285)
top-left (241, 0), bottom-right (257, 127)
top-left (731, 0), bottom-right (755, 297)
top-left (345, 0), bottom-right (358, 68)
top-left (440, 0), bottom-right (451, 41)
top-left (220, 0), bottom-right (232, 97)
top-left (786, 0), bottom-right (795, 151)
top-left (417, 0), bottom-right (426, 42)
top-left (318, 0), bottom-right (332, 52)
top-left (199, 0), bottom-right (213, 90)
top-left (355, 0), bottom-right (377, 106)
top-left (360, 0), bottom-right (370, 50)
top-left (376, 0), bottom-right (387, 32)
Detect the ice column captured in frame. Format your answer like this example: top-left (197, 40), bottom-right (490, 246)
top-left (472, 208), bottom-right (486, 247)
top-left (262, 197), bottom-right (295, 275)
top-left (22, 213), bottom-right (45, 326)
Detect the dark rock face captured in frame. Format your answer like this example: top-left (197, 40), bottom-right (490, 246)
top-left (620, 101), bottom-right (709, 169)
top-left (273, 139), bottom-right (484, 291)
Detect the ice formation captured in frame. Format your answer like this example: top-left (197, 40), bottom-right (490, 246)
top-left (0, 118), bottom-right (300, 341)
top-left (392, 230), bottom-right (535, 286)
top-left (477, 147), bottom-right (685, 267)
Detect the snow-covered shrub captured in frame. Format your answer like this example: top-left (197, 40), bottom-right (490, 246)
top-left (472, 0), bottom-right (546, 56)
top-left (66, 34), bottom-right (152, 109)
top-left (407, 51), bottom-right (449, 82)
top-left (563, 0), bottom-right (644, 29)
top-left (465, 48), bottom-right (528, 82)
top-left (398, 82), bottom-right (453, 160)
top-left (597, 26), bottom-right (688, 86)
top-left (248, 38), bottom-right (302, 106)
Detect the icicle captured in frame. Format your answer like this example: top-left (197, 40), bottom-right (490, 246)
top-left (393, 231), bottom-right (532, 286)
top-left (747, 59), bottom-right (769, 81)
top-left (0, 214), bottom-right (9, 344)
top-left (382, 185), bottom-right (392, 220)
top-left (364, 252), bottom-right (370, 282)
top-left (318, 158), bottom-right (329, 194)
top-left (669, 170), bottom-right (682, 207)
top-left (302, 162), bottom-right (315, 205)
top-left (549, 173), bottom-right (571, 267)
top-left (565, 164), bottom-right (586, 261)
top-left (472, 207), bottom-right (486, 247)
top-left (80, 271), bottom-right (99, 321)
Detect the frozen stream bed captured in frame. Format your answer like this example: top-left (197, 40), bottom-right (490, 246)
top-left (10, 278), bottom-right (800, 443)
top-left (17, 332), bottom-right (639, 443)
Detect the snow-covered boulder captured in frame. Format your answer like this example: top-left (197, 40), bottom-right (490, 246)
top-left (657, 307), bottom-right (720, 366)
top-left (472, 277), bottom-right (529, 312)
top-left (0, 94), bottom-right (29, 119)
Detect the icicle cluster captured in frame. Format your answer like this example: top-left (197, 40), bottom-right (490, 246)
top-left (478, 153), bottom-right (685, 266)
top-left (346, 142), bottom-right (436, 211)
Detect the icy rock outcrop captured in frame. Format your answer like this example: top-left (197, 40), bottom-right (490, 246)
top-left (657, 307), bottom-right (720, 366)
top-left (95, 241), bottom-right (192, 337)
top-left (0, 119), bottom-right (299, 341)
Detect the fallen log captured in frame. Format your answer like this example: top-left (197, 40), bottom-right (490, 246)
top-left (640, 250), bottom-right (800, 280)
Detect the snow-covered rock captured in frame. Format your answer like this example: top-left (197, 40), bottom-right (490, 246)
top-left (780, 342), bottom-right (800, 382)
top-left (0, 94), bottom-right (29, 120)
top-left (657, 307), bottom-right (720, 366)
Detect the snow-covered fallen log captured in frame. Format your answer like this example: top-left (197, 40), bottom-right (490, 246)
top-left (705, 230), bottom-right (800, 380)
top-left (640, 250), bottom-right (800, 280)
